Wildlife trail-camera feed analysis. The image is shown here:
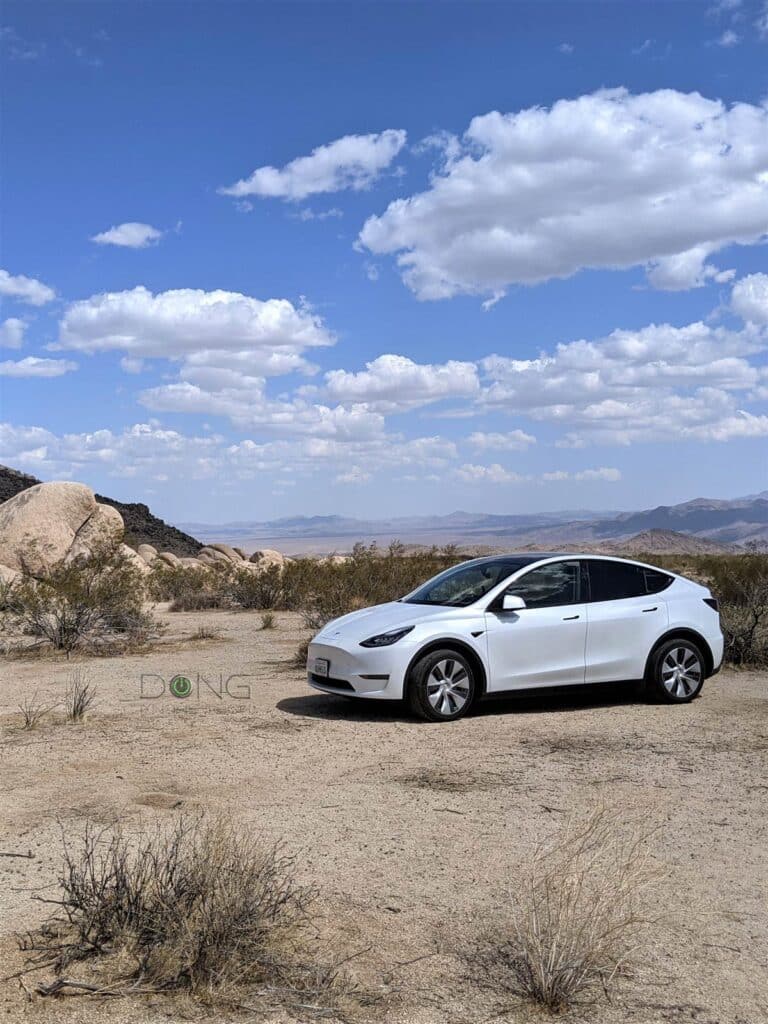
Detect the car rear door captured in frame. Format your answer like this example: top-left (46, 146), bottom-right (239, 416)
top-left (484, 559), bottom-right (587, 691)
top-left (583, 559), bottom-right (670, 683)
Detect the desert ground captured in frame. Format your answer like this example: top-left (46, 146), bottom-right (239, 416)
top-left (1, 608), bottom-right (766, 1023)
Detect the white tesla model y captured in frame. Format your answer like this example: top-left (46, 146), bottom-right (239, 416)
top-left (307, 554), bottom-right (724, 722)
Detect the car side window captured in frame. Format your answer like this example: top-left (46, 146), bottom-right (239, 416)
top-left (643, 568), bottom-right (673, 594)
top-left (587, 559), bottom-right (653, 601)
top-left (502, 561), bottom-right (581, 609)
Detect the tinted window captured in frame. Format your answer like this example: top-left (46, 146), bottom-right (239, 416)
top-left (587, 560), bottom-right (652, 601)
top-left (502, 561), bottom-right (580, 609)
top-left (644, 568), bottom-right (673, 594)
top-left (404, 559), bottom-right (532, 607)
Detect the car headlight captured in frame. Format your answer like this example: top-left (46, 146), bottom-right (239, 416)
top-left (359, 625), bottom-right (414, 648)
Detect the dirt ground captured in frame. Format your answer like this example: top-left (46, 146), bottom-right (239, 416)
top-left (1, 608), bottom-right (766, 1023)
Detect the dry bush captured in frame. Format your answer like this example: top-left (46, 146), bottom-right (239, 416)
top-left (18, 691), bottom-right (55, 730)
top-left (22, 817), bottom-right (353, 1013)
top-left (470, 807), bottom-right (662, 1012)
top-left (291, 638), bottom-right (310, 669)
top-left (9, 541), bottom-right (158, 656)
top-left (188, 625), bottom-right (222, 641)
top-left (149, 563), bottom-right (234, 611)
top-left (65, 668), bottom-right (96, 722)
top-left (261, 611), bottom-right (276, 629)
top-left (231, 564), bottom-right (284, 610)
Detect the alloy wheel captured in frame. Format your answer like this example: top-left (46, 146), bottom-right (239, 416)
top-left (426, 658), bottom-right (471, 716)
top-left (661, 646), bottom-right (702, 698)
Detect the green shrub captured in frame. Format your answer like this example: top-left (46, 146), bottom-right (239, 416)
top-left (231, 564), bottom-right (284, 609)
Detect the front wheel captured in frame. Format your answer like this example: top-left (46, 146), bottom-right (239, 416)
top-left (407, 649), bottom-right (476, 722)
top-left (647, 638), bottom-right (705, 703)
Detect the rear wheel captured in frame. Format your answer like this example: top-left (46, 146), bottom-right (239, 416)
top-left (647, 638), bottom-right (705, 703)
top-left (407, 649), bottom-right (476, 722)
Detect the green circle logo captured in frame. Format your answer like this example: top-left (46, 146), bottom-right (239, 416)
top-left (169, 675), bottom-right (192, 699)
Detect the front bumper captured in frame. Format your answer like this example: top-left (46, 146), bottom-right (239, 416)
top-left (306, 639), bottom-right (412, 700)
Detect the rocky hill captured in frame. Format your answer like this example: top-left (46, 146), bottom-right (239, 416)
top-left (0, 465), bottom-right (202, 557)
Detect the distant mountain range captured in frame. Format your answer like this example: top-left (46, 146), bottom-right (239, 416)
top-left (179, 492), bottom-right (768, 554)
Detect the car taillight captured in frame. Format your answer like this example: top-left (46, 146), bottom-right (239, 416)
top-left (704, 597), bottom-right (719, 613)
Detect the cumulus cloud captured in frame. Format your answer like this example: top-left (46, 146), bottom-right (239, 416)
top-left (645, 246), bottom-right (735, 291)
top-left (0, 268), bottom-right (55, 306)
top-left (0, 318), bottom-right (26, 348)
top-left (732, 273), bottom-right (768, 323)
top-left (219, 130), bottom-right (407, 201)
top-left (468, 429), bottom-right (536, 451)
top-left (0, 356), bottom-right (77, 378)
top-left (543, 467), bottom-right (622, 482)
top-left (716, 29), bottom-right (740, 47)
top-left (455, 463), bottom-right (522, 484)
top-left (324, 353), bottom-right (480, 412)
top-left (0, 421), bottom-right (221, 478)
top-left (90, 222), bottom-right (164, 248)
top-left (478, 319), bottom-right (768, 446)
top-left (359, 89), bottom-right (768, 301)
top-left (59, 286), bottom-right (332, 359)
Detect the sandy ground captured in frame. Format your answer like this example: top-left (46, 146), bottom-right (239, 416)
top-left (0, 608), bottom-right (766, 1023)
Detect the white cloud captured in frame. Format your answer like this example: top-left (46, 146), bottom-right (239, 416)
top-left (324, 353), bottom-right (480, 412)
top-left (0, 421), bottom-right (221, 478)
top-left (0, 356), bottom-right (77, 378)
top-left (455, 463), bottom-right (522, 484)
top-left (646, 246), bottom-right (735, 291)
top-left (359, 89), bottom-right (768, 301)
top-left (542, 468), bottom-right (621, 482)
top-left (467, 429), bottom-right (536, 451)
top-left (557, 42), bottom-right (574, 54)
top-left (290, 207), bottom-right (344, 222)
top-left (479, 319), bottom-right (768, 446)
top-left (219, 129), bottom-right (407, 201)
top-left (335, 467), bottom-right (371, 484)
top-left (732, 273), bottom-right (768, 323)
top-left (120, 356), bottom-right (145, 374)
top-left (757, 2), bottom-right (768, 39)
top-left (716, 29), bottom-right (740, 46)
top-left (91, 222), bottom-right (164, 248)
top-left (0, 318), bottom-right (26, 348)
top-left (0, 268), bottom-right (55, 306)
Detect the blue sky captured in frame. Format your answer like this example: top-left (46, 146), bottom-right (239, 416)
top-left (1, 0), bottom-right (767, 524)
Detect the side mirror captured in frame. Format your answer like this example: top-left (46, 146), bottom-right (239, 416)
top-left (502, 593), bottom-right (526, 612)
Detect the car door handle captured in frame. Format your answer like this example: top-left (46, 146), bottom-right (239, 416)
top-left (562, 614), bottom-right (580, 620)
top-left (642, 606), bottom-right (658, 613)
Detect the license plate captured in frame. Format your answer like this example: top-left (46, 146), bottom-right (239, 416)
top-left (313, 658), bottom-right (330, 678)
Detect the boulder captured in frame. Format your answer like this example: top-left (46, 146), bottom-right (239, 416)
top-left (233, 547), bottom-right (248, 560)
top-left (66, 503), bottom-right (124, 564)
top-left (156, 551), bottom-right (181, 568)
top-left (249, 548), bottom-right (285, 570)
top-left (137, 543), bottom-right (158, 564)
top-left (0, 481), bottom-right (99, 576)
top-left (199, 546), bottom-right (233, 564)
top-left (120, 543), bottom-right (150, 575)
top-left (179, 557), bottom-right (205, 568)
top-left (205, 542), bottom-right (243, 563)
top-left (323, 554), bottom-right (349, 566)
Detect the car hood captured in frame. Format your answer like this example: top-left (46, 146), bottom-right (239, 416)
top-left (314, 600), bottom-right (474, 644)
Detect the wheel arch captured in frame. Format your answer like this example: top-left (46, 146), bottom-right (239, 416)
top-left (405, 638), bottom-right (488, 699)
top-left (645, 628), bottom-right (715, 680)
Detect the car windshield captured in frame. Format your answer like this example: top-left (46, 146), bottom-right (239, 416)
top-left (402, 559), bottom-right (531, 608)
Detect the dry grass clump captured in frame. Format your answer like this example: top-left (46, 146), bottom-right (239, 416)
top-left (260, 611), bottom-right (276, 629)
top-left (22, 816), bottom-right (355, 1013)
top-left (65, 668), bottom-right (96, 722)
top-left (470, 806), bottom-right (662, 1012)
top-left (18, 691), bottom-right (55, 730)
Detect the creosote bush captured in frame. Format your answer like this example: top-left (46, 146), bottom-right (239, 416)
top-left (22, 816), bottom-right (353, 1011)
top-left (9, 541), bottom-right (158, 656)
top-left (470, 806), bottom-right (662, 1012)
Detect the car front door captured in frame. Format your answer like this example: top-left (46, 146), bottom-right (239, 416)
top-left (583, 559), bottom-right (670, 683)
top-left (484, 560), bottom-right (587, 692)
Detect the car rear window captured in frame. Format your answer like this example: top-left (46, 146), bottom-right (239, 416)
top-left (587, 560), bottom-right (672, 602)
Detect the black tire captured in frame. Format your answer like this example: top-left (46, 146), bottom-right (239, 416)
top-left (646, 637), bottom-right (706, 704)
top-left (407, 648), bottom-right (476, 722)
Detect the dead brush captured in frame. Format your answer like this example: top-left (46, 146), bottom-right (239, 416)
top-left (65, 668), bottom-right (96, 722)
top-left (18, 692), bottom-right (55, 730)
top-left (188, 625), bottom-right (222, 641)
top-left (21, 816), bottom-right (357, 1014)
top-left (470, 806), bottom-right (663, 1012)
top-left (260, 611), bottom-right (276, 630)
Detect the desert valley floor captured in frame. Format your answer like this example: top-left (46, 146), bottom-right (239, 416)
top-left (1, 609), bottom-right (766, 1023)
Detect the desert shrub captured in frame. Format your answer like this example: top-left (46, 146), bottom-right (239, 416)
top-left (260, 611), bottom-right (276, 629)
top-left (291, 638), bottom-right (310, 669)
top-left (150, 563), bottom-right (234, 612)
top-left (65, 669), bottom-right (96, 722)
top-left (23, 817), bottom-right (350, 1011)
top-left (18, 692), bottom-right (54, 730)
top-left (230, 564), bottom-right (284, 610)
top-left (10, 541), bottom-right (157, 655)
top-left (470, 807), bottom-right (660, 1012)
